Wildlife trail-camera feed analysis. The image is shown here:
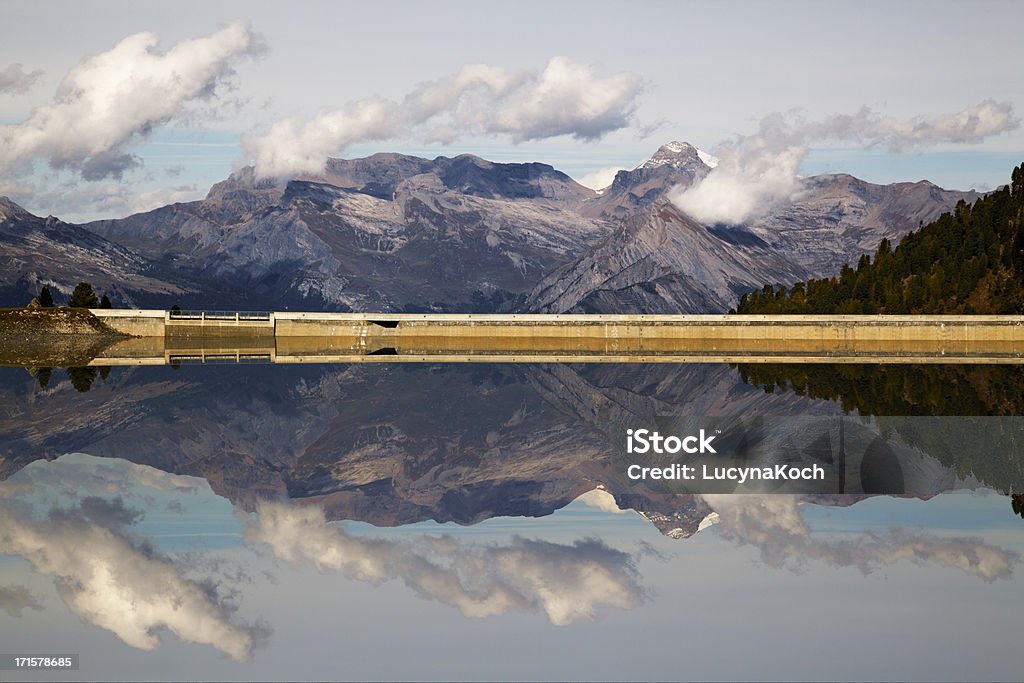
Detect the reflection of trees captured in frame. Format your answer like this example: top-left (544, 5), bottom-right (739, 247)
top-left (734, 364), bottom-right (1024, 492)
top-left (31, 366), bottom-right (114, 393)
top-left (734, 363), bottom-right (1024, 416)
top-left (67, 367), bottom-right (97, 393)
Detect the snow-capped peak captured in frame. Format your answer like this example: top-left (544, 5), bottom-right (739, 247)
top-left (662, 141), bottom-right (694, 154)
top-left (696, 148), bottom-right (719, 169)
top-left (635, 141), bottom-right (716, 171)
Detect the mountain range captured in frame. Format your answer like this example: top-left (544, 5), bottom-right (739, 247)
top-left (0, 142), bottom-right (981, 312)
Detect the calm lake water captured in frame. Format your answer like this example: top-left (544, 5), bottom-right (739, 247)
top-left (1, 361), bottom-right (1022, 681)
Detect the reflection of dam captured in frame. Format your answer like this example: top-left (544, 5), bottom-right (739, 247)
top-left (87, 309), bottom-right (1024, 365)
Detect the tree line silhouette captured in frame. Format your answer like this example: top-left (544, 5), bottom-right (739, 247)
top-left (35, 282), bottom-right (112, 309)
top-left (736, 163), bottom-right (1024, 314)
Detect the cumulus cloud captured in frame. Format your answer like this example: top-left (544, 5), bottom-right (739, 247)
top-left (576, 166), bottom-right (626, 191)
top-left (244, 501), bottom-right (644, 625)
top-left (0, 492), bottom-right (259, 661)
top-left (243, 57), bottom-right (644, 178)
top-left (0, 22), bottom-right (258, 181)
top-left (0, 584), bottom-right (44, 617)
top-left (672, 100), bottom-right (1018, 225)
top-left (701, 495), bottom-right (1018, 582)
top-left (0, 63), bottom-right (44, 94)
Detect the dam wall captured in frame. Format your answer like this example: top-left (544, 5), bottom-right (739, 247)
top-left (87, 310), bottom-right (1024, 358)
top-left (90, 309), bottom-right (167, 336)
top-left (270, 313), bottom-right (1024, 344)
top-left (92, 309), bottom-right (274, 337)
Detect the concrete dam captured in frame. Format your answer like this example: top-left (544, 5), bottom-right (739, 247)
top-left (86, 309), bottom-right (1024, 365)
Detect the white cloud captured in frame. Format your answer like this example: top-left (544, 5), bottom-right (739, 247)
top-left (243, 98), bottom-right (402, 178)
top-left (242, 57), bottom-right (644, 178)
top-left (672, 100), bottom-right (1019, 225)
top-left (487, 57), bottom-right (643, 143)
top-left (576, 166), bottom-right (626, 191)
top-left (0, 22), bottom-right (258, 181)
top-left (0, 63), bottom-right (44, 95)
top-left (670, 143), bottom-right (805, 225)
top-left (701, 494), bottom-right (1018, 582)
top-left (244, 500), bottom-right (644, 625)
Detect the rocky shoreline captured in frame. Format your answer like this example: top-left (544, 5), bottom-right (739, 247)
top-left (0, 308), bottom-right (127, 367)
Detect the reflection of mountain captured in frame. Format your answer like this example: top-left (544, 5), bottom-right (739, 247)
top-left (0, 362), bottom-right (817, 528)
top-left (2, 361), bottom-right (1016, 537)
top-left (1, 143), bottom-right (979, 312)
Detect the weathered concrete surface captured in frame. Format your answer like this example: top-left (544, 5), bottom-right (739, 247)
top-left (89, 309), bottom-right (166, 336)
top-left (88, 309), bottom-right (1024, 362)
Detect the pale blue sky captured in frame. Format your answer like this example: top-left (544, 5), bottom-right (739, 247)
top-left (1, 0), bottom-right (1022, 220)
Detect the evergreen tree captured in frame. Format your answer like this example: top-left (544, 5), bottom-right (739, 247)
top-left (68, 282), bottom-right (99, 308)
top-left (737, 163), bottom-right (1024, 315)
top-left (38, 286), bottom-right (54, 308)
top-left (99, 294), bottom-right (112, 308)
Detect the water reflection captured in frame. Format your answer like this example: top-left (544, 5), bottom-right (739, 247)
top-left (1, 360), bottom-right (1024, 677)
top-left (244, 501), bottom-right (644, 625)
top-left (2, 362), bottom-right (1022, 515)
top-left (1, 454), bottom-right (1019, 666)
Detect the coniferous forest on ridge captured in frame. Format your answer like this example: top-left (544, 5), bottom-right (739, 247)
top-left (736, 163), bottom-right (1024, 315)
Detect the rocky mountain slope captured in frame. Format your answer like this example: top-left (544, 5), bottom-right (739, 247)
top-left (82, 154), bottom-right (605, 312)
top-left (0, 142), bottom-right (982, 312)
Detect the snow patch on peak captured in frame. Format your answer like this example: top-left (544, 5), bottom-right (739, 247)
top-left (635, 141), bottom-right (704, 171)
top-left (662, 141), bottom-right (694, 154)
top-left (697, 511), bottom-right (720, 533)
top-left (696, 148), bottom-right (719, 169)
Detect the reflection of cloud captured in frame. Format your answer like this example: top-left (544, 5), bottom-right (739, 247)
top-left (0, 493), bottom-right (258, 661)
top-left (575, 487), bottom-right (630, 514)
top-left (701, 495), bottom-right (1018, 582)
top-left (244, 501), bottom-right (644, 625)
top-left (11, 454), bottom-right (203, 496)
top-left (243, 57), bottom-right (643, 178)
top-left (672, 101), bottom-right (1018, 225)
top-left (0, 22), bottom-right (257, 181)
top-left (0, 584), bottom-right (44, 617)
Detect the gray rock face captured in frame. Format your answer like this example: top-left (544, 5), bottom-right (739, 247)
top-left (583, 141), bottom-right (713, 219)
top-left (0, 197), bottom-right (192, 307)
top-left (528, 203), bottom-right (806, 313)
top-left (532, 161), bottom-right (982, 313)
top-left (745, 174), bottom-right (983, 275)
top-left (1, 142), bottom-right (983, 312)
top-left (83, 154), bottom-right (607, 311)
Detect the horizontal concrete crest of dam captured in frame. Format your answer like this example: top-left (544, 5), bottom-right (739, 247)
top-left (83, 309), bottom-right (1024, 365)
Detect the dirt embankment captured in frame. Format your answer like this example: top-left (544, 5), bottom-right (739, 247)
top-left (0, 308), bottom-right (127, 367)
